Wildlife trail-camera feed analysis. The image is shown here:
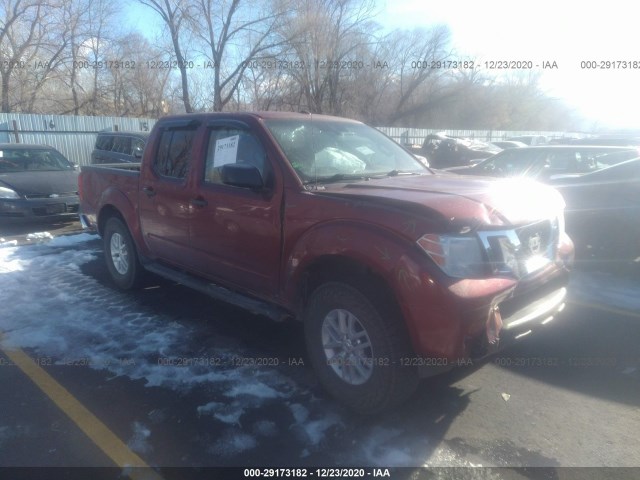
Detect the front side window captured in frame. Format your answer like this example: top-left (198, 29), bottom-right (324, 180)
top-left (154, 129), bottom-right (196, 179)
top-left (204, 128), bottom-right (267, 185)
top-left (132, 138), bottom-right (145, 156)
top-left (112, 136), bottom-right (132, 154)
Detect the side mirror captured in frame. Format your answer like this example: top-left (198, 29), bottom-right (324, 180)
top-left (133, 149), bottom-right (143, 159)
top-left (221, 163), bottom-right (264, 190)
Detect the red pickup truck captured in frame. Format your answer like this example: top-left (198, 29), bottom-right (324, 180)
top-left (79, 112), bottom-right (574, 413)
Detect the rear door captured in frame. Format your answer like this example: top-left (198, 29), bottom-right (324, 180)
top-left (188, 120), bottom-right (283, 297)
top-left (138, 120), bottom-right (199, 266)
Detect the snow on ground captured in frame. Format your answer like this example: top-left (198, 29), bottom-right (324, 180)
top-left (127, 421), bottom-right (153, 455)
top-left (0, 233), bottom-right (348, 460)
top-left (1, 232), bottom-right (638, 467)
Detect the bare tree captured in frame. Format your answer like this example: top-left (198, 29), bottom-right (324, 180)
top-left (136, 0), bottom-right (194, 112)
top-left (58, 0), bottom-right (118, 115)
top-left (277, 0), bottom-right (379, 114)
top-left (187, 0), bottom-right (290, 112)
top-left (0, 0), bottom-right (48, 112)
top-left (377, 26), bottom-right (456, 124)
top-left (100, 34), bottom-right (172, 117)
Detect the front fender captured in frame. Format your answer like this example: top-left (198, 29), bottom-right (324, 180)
top-left (282, 220), bottom-right (443, 346)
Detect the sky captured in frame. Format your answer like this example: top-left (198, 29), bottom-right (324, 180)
top-left (122, 0), bottom-right (640, 130)
top-left (382, 0), bottom-right (640, 131)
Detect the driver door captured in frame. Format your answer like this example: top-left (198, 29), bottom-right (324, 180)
top-left (188, 125), bottom-right (282, 297)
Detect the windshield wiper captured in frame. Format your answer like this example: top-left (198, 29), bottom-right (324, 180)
top-left (384, 170), bottom-right (421, 177)
top-left (302, 170), bottom-right (422, 185)
top-left (303, 173), bottom-right (370, 185)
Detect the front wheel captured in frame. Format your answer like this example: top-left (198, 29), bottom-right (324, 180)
top-left (103, 217), bottom-right (144, 290)
top-left (304, 282), bottom-right (418, 414)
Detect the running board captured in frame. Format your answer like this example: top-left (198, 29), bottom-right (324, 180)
top-left (143, 261), bottom-right (290, 322)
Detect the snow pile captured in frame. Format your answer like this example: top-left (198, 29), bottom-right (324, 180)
top-left (0, 238), bottom-right (18, 247)
top-left (26, 232), bottom-right (54, 242)
top-left (0, 245), bottom-right (26, 272)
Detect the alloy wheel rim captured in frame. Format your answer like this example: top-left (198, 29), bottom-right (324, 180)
top-left (110, 232), bottom-right (129, 275)
top-left (321, 308), bottom-right (374, 385)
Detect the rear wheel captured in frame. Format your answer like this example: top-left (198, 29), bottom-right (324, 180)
top-left (103, 217), bottom-right (144, 290)
top-left (304, 281), bottom-right (418, 414)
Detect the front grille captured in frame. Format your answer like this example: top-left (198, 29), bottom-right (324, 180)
top-left (516, 220), bottom-right (552, 257)
top-left (24, 192), bottom-right (78, 199)
top-left (478, 219), bottom-right (560, 278)
top-left (32, 203), bottom-right (77, 216)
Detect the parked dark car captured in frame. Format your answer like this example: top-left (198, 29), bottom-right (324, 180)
top-left (447, 146), bottom-right (640, 263)
top-left (551, 158), bottom-right (640, 263)
top-left (421, 133), bottom-right (501, 168)
top-left (91, 131), bottom-right (148, 164)
top-left (566, 135), bottom-right (640, 147)
top-left (0, 144), bottom-right (79, 220)
top-left (446, 145), bottom-right (640, 181)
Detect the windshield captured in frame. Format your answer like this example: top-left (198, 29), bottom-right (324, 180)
top-left (0, 148), bottom-right (74, 173)
top-left (264, 118), bottom-right (428, 182)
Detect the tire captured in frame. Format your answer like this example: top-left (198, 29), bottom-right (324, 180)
top-left (103, 217), bottom-right (144, 290)
top-left (304, 281), bottom-right (418, 414)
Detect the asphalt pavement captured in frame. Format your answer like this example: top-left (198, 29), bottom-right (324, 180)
top-left (0, 220), bottom-right (639, 480)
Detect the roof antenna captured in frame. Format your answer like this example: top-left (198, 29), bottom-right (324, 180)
top-left (308, 110), bottom-right (317, 190)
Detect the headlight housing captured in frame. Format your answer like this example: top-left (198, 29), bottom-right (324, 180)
top-left (0, 186), bottom-right (19, 199)
top-left (417, 234), bottom-right (487, 278)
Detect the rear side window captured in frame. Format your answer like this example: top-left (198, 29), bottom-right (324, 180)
top-left (96, 135), bottom-right (114, 151)
top-left (154, 129), bottom-right (196, 179)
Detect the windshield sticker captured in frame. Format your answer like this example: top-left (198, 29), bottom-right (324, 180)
top-left (0, 151), bottom-right (3, 157)
top-left (355, 146), bottom-right (375, 155)
top-left (214, 135), bottom-right (239, 166)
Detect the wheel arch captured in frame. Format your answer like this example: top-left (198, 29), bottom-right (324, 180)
top-left (95, 187), bottom-right (147, 258)
top-left (298, 255), bottom-right (402, 318)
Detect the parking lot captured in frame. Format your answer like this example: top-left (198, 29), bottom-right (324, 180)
top-left (0, 220), bottom-right (639, 478)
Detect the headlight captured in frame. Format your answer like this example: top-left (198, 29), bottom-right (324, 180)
top-left (417, 234), bottom-right (487, 278)
top-left (0, 187), bottom-right (19, 199)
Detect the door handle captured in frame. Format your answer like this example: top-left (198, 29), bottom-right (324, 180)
top-left (142, 186), bottom-right (156, 197)
top-left (190, 197), bottom-right (208, 207)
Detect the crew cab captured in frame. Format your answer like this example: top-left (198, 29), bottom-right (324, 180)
top-left (78, 112), bottom-right (574, 414)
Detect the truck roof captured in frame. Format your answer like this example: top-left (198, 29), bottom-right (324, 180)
top-left (157, 111), bottom-right (363, 124)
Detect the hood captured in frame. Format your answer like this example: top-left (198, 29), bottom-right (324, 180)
top-left (0, 170), bottom-right (79, 196)
top-left (317, 173), bottom-right (564, 230)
